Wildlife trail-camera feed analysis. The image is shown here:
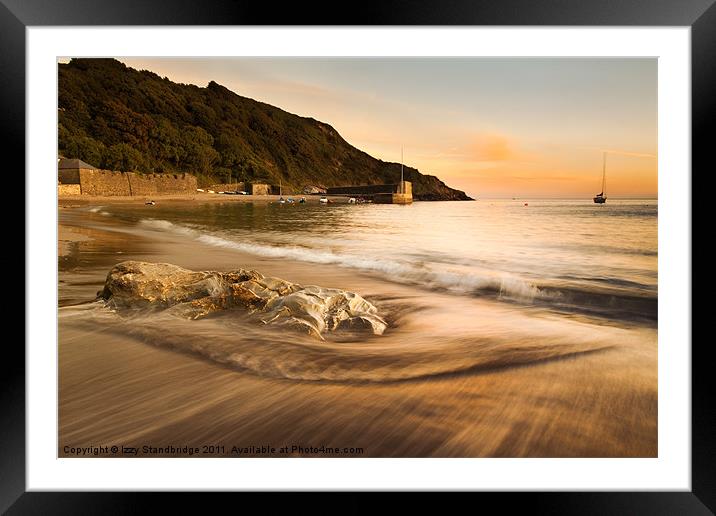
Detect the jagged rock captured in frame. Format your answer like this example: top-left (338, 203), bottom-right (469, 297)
top-left (98, 261), bottom-right (387, 338)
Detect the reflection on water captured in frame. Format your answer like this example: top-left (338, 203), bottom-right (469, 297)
top-left (58, 199), bottom-right (658, 457)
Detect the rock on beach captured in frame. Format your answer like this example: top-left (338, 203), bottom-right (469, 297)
top-left (98, 261), bottom-right (387, 339)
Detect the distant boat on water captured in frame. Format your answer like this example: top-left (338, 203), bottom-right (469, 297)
top-left (593, 152), bottom-right (608, 204)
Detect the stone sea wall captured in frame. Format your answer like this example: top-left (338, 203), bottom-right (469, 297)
top-left (78, 169), bottom-right (131, 196)
top-left (326, 182), bottom-right (412, 196)
top-left (127, 172), bottom-right (198, 196)
top-left (57, 184), bottom-right (81, 196)
top-left (207, 182), bottom-right (246, 192)
top-left (58, 169), bottom-right (198, 196)
top-left (58, 169), bottom-right (81, 185)
top-left (249, 183), bottom-right (271, 195)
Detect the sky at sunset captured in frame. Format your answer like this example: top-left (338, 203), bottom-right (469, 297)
top-left (113, 57), bottom-right (657, 199)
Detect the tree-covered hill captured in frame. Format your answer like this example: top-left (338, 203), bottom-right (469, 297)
top-left (58, 58), bottom-right (472, 200)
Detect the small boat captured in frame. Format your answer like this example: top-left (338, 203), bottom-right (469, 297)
top-left (593, 152), bottom-right (608, 204)
top-left (145, 200), bottom-right (155, 205)
top-left (319, 197), bottom-right (328, 204)
top-left (299, 197), bottom-right (306, 203)
top-left (348, 197), bottom-right (356, 204)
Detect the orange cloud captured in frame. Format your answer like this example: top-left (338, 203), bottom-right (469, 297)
top-left (468, 133), bottom-right (515, 162)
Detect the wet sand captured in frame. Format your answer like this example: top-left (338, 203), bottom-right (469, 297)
top-left (58, 205), bottom-right (657, 457)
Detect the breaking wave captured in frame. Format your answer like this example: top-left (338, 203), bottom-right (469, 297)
top-left (139, 218), bottom-right (541, 301)
top-left (138, 218), bottom-right (657, 321)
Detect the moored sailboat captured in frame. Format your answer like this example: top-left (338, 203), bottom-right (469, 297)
top-left (593, 152), bottom-right (607, 204)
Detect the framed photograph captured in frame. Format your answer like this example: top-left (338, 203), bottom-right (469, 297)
top-left (6, 0), bottom-right (711, 512)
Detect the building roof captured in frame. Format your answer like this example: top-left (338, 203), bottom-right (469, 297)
top-left (58, 158), bottom-right (97, 170)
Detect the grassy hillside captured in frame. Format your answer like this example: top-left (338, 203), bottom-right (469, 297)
top-left (58, 58), bottom-right (472, 200)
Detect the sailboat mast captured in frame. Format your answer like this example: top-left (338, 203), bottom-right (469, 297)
top-left (602, 152), bottom-right (607, 195)
top-left (401, 146), bottom-right (404, 193)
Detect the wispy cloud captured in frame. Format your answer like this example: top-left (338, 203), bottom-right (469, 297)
top-left (603, 149), bottom-right (657, 159)
top-left (577, 146), bottom-right (657, 159)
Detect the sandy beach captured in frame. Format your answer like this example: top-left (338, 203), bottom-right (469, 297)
top-left (58, 200), bottom-right (657, 458)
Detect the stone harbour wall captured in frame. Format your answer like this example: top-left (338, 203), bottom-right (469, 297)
top-left (128, 172), bottom-right (198, 196)
top-left (206, 182), bottom-right (246, 192)
top-left (57, 184), bottom-right (81, 196)
top-left (78, 169), bottom-right (131, 196)
top-left (58, 169), bottom-right (81, 185)
top-left (326, 181), bottom-right (412, 197)
top-left (249, 183), bottom-right (271, 196)
top-left (58, 168), bottom-right (199, 196)
top-left (327, 183), bottom-right (400, 195)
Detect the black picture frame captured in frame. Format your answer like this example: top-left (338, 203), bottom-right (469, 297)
top-left (5, 0), bottom-right (710, 512)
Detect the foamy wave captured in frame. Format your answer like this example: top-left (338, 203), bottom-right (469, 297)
top-left (87, 206), bottom-right (111, 216)
top-left (141, 218), bottom-right (197, 236)
top-left (138, 218), bottom-right (541, 302)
